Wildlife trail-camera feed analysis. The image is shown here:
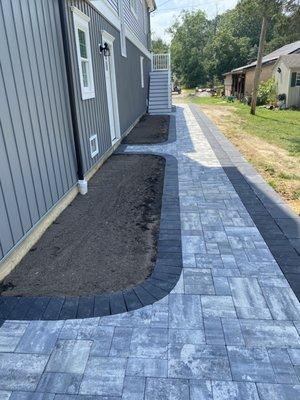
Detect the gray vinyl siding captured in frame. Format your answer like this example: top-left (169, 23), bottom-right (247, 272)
top-left (107, 0), bottom-right (118, 13)
top-left (123, 0), bottom-right (149, 48)
top-left (91, 1), bottom-right (149, 49)
top-left (0, 0), bottom-right (77, 260)
top-left (0, 0), bottom-right (150, 262)
top-left (66, 0), bottom-right (150, 173)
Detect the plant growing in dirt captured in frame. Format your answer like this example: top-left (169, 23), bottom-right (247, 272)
top-left (257, 77), bottom-right (277, 105)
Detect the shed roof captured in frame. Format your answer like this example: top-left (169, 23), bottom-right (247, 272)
top-left (276, 54), bottom-right (300, 69)
top-left (224, 41), bottom-right (300, 75)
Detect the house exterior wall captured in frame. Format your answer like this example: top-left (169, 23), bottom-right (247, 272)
top-left (224, 74), bottom-right (232, 96)
top-left (91, 0), bottom-right (150, 51)
top-left (107, 0), bottom-right (118, 13)
top-left (0, 0), bottom-right (78, 261)
top-left (123, 0), bottom-right (149, 48)
top-left (0, 0), bottom-right (151, 263)
top-left (274, 62), bottom-right (300, 108)
top-left (274, 60), bottom-right (290, 101)
top-left (244, 63), bottom-right (274, 95)
top-left (66, 0), bottom-right (151, 174)
top-left (288, 68), bottom-right (300, 107)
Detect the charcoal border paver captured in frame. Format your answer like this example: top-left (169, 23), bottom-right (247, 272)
top-left (1, 105), bottom-right (300, 397)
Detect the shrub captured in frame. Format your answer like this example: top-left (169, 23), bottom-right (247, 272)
top-left (257, 77), bottom-right (277, 105)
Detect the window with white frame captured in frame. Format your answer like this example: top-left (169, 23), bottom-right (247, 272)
top-left (140, 56), bottom-right (144, 88)
top-left (296, 72), bottom-right (300, 86)
top-left (72, 7), bottom-right (95, 100)
top-left (130, 0), bottom-right (138, 18)
top-left (118, 1), bottom-right (127, 57)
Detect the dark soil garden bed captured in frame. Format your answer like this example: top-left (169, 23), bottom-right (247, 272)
top-left (0, 154), bottom-right (165, 297)
top-left (122, 114), bottom-right (170, 144)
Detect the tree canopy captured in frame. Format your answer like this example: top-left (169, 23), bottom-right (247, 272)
top-left (168, 0), bottom-right (300, 87)
top-left (151, 38), bottom-right (169, 54)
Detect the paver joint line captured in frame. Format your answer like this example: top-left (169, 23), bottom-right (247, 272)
top-left (0, 104), bottom-right (300, 399)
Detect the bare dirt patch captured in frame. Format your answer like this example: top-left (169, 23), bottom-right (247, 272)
top-left (0, 154), bottom-right (166, 297)
top-left (122, 114), bottom-right (170, 144)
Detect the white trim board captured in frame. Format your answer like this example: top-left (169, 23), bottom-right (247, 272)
top-left (101, 30), bottom-right (121, 145)
top-left (91, 1), bottom-right (151, 59)
top-left (71, 6), bottom-right (91, 22)
top-left (72, 7), bottom-right (95, 100)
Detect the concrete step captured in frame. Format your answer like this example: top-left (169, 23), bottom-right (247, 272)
top-left (149, 69), bottom-right (172, 113)
top-left (149, 91), bottom-right (169, 96)
top-left (150, 86), bottom-right (169, 90)
top-left (149, 109), bottom-right (172, 115)
top-left (150, 82), bottom-right (169, 86)
top-left (150, 71), bottom-right (169, 76)
top-left (149, 100), bottom-right (169, 106)
top-left (149, 96), bottom-right (169, 101)
top-left (150, 80), bottom-right (169, 85)
top-left (150, 76), bottom-right (169, 80)
top-left (149, 105), bottom-right (171, 111)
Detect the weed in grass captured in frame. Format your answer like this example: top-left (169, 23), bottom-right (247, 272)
top-left (264, 165), bottom-right (275, 175)
top-left (292, 190), bottom-right (300, 201)
top-left (278, 172), bottom-right (300, 181)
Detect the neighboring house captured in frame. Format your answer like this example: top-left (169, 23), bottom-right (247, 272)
top-left (224, 41), bottom-right (300, 98)
top-left (0, 0), bottom-right (170, 276)
top-left (274, 54), bottom-right (300, 108)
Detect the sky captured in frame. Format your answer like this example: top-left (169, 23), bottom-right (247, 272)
top-left (151, 0), bottom-right (239, 43)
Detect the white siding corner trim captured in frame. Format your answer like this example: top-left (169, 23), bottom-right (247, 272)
top-left (72, 7), bottom-right (95, 100)
top-left (118, 1), bottom-right (127, 57)
top-left (140, 56), bottom-right (144, 88)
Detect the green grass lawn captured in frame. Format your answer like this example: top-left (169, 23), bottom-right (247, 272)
top-left (191, 96), bottom-right (300, 156)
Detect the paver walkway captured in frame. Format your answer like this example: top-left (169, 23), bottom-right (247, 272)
top-left (1, 104), bottom-right (300, 399)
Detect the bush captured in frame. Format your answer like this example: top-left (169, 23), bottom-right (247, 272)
top-left (257, 77), bottom-right (277, 105)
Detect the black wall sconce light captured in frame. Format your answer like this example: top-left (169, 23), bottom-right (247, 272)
top-left (277, 67), bottom-right (282, 73)
top-left (99, 42), bottom-right (110, 57)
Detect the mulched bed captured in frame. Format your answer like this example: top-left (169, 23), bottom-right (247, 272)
top-left (122, 114), bottom-right (170, 144)
top-left (0, 154), bottom-right (165, 297)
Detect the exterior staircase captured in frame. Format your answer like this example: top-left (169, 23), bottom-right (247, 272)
top-left (148, 54), bottom-right (172, 115)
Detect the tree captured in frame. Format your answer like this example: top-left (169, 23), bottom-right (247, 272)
top-left (204, 28), bottom-right (250, 81)
top-left (169, 11), bottom-right (212, 87)
top-left (151, 38), bottom-right (169, 54)
top-left (250, 1), bottom-right (293, 115)
top-left (167, 0), bottom-right (300, 89)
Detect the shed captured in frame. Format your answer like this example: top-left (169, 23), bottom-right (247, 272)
top-left (274, 54), bottom-right (300, 108)
top-left (224, 41), bottom-right (300, 98)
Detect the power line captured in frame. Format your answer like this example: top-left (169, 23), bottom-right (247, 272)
top-left (153, 0), bottom-right (233, 13)
top-left (157, 0), bottom-right (173, 7)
